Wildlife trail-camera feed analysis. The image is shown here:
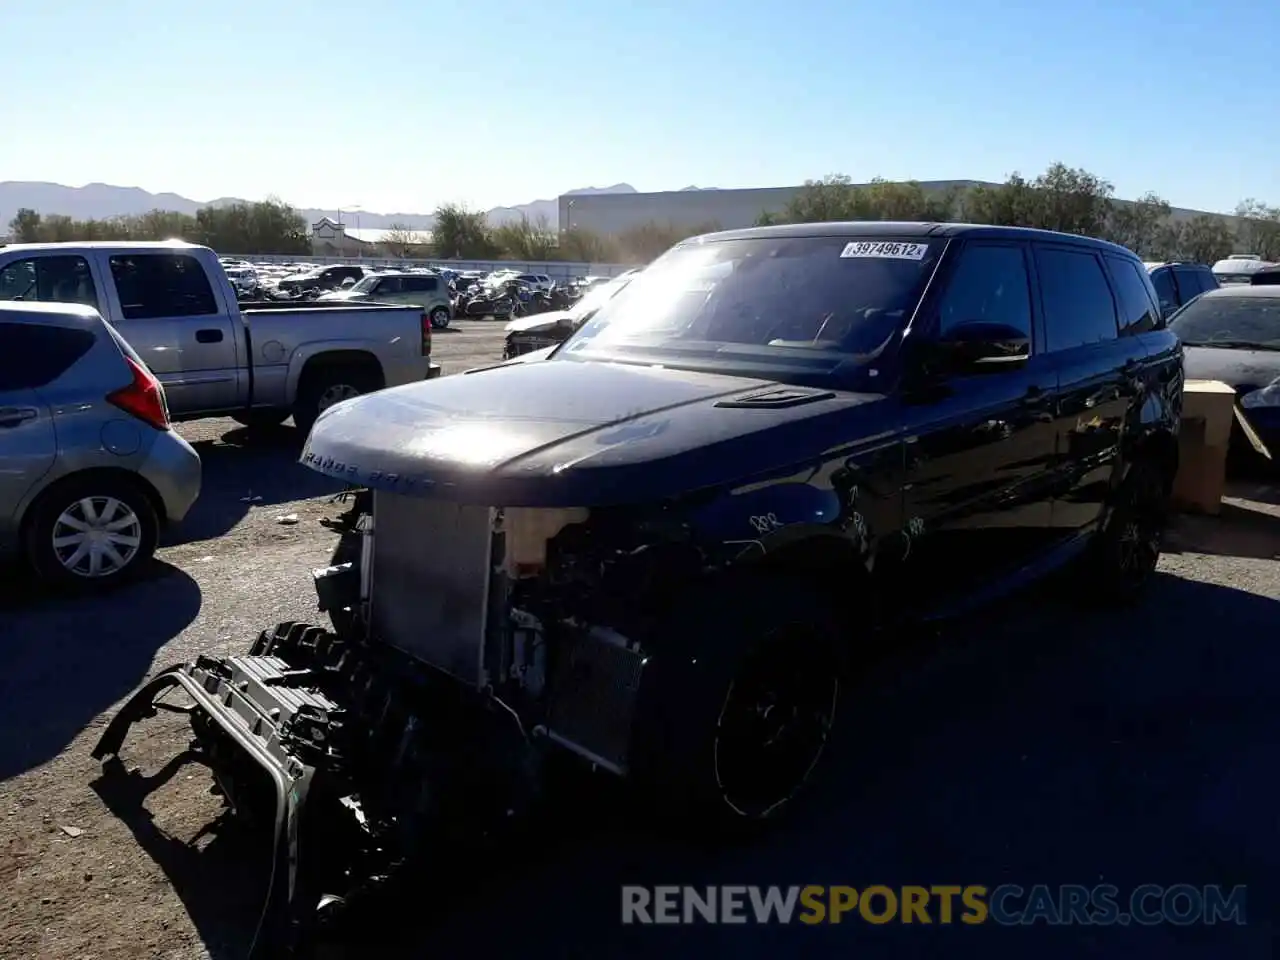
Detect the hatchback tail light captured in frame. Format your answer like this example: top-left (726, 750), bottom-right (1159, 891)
top-left (421, 311), bottom-right (433, 356)
top-left (107, 356), bottom-right (170, 431)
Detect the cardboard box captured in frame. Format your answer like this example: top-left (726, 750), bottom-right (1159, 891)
top-left (1171, 380), bottom-right (1237, 515)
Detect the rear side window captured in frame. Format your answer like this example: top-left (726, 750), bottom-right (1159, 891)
top-left (1036, 247), bottom-right (1119, 351)
top-left (937, 243), bottom-right (1033, 339)
top-left (0, 255), bottom-right (100, 310)
top-left (404, 276), bottom-right (439, 293)
top-left (1174, 266), bottom-right (1211, 301)
top-left (109, 254), bottom-right (218, 319)
top-left (1104, 255), bottom-right (1160, 335)
top-left (0, 322), bottom-right (97, 391)
top-left (1149, 268), bottom-right (1178, 316)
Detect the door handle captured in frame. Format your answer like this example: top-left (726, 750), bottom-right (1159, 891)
top-left (196, 328), bottom-right (224, 343)
top-left (0, 406), bottom-right (38, 428)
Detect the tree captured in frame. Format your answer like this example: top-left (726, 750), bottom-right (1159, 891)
top-left (4, 199), bottom-right (310, 254)
top-left (8, 208), bottom-right (42, 242)
top-left (1107, 192), bottom-right (1172, 257)
top-left (491, 214), bottom-right (558, 261)
top-left (382, 222), bottom-right (424, 257)
top-left (558, 226), bottom-right (621, 264)
top-left (1176, 215), bottom-right (1237, 264)
top-left (764, 175), bottom-right (961, 226)
top-left (430, 203), bottom-right (499, 259)
top-left (1233, 199), bottom-right (1280, 261)
top-left (615, 220), bottom-right (720, 262)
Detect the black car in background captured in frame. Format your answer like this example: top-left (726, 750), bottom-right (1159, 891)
top-left (1169, 284), bottom-right (1280, 454)
top-left (1146, 260), bottom-right (1219, 318)
top-left (277, 264), bottom-right (366, 294)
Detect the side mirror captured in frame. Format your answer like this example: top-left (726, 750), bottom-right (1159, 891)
top-left (931, 321), bottom-right (1030, 373)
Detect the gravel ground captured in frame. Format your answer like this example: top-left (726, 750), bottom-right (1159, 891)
top-left (1, 327), bottom-right (1277, 959)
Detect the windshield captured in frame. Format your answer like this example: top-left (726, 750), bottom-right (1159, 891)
top-left (348, 274), bottom-right (381, 293)
top-left (1169, 295), bottom-right (1280, 347)
top-left (558, 235), bottom-right (941, 372)
top-left (569, 275), bottom-right (632, 320)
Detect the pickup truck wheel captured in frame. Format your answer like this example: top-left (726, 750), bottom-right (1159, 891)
top-left (1082, 459), bottom-right (1168, 605)
top-left (294, 368), bottom-right (379, 435)
top-left (629, 576), bottom-right (844, 835)
top-left (230, 410), bottom-right (289, 430)
top-left (25, 473), bottom-right (160, 589)
top-left (429, 307), bottom-right (451, 330)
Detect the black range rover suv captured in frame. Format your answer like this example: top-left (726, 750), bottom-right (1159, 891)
top-left (96, 224), bottom-right (1186, 944)
top-left (292, 220), bottom-right (1185, 824)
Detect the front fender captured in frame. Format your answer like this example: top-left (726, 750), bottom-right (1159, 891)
top-left (285, 339), bottom-right (387, 398)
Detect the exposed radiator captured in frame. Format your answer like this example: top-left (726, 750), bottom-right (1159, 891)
top-left (544, 626), bottom-right (646, 773)
top-left (369, 493), bottom-right (495, 687)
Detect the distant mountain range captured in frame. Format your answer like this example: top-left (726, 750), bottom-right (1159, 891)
top-left (0, 181), bottom-right (654, 234)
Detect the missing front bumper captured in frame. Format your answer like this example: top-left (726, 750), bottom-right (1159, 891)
top-left (92, 622), bottom-right (537, 958)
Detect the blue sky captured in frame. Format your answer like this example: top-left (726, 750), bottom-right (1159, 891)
top-left (6, 0), bottom-right (1277, 216)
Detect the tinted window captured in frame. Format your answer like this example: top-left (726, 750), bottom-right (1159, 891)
top-left (403, 276), bottom-right (439, 293)
top-left (0, 322), bottom-right (98, 390)
top-left (372, 277), bottom-right (403, 295)
top-left (1105, 256), bottom-right (1160, 335)
top-left (1168, 295), bottom-right (1280, 347)
top-left (1149, 268), bottom-right (1178, 316)
top-left (1036, 247), bottom-right (1118, 351)
top-left (1174, 267), bottom-right (1209, 302)
top-left (0, 256), bottom-right (100, 310)
top-left (108, 254), bottom-right (218, 319)
top-left (937, 243), bottom-right (1032, 338)
top-left (566, 235), bottom-right (943, 369)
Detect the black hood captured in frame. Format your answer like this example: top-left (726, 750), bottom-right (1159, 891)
top-left (300, 358), bottom-right (884, 507)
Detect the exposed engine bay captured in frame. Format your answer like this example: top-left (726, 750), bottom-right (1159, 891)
top-left (92, 488), bottom-right (713, 957)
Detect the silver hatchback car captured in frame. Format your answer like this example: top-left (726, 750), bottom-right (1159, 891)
top-left (0, 302), bottom-right (202, 587)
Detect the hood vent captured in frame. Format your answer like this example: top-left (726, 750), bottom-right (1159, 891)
top-left (716, 388), bottom-right (836, 409)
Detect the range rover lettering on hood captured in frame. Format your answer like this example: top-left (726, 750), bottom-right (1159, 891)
top-left (299, 359), bottom-right (883, 507)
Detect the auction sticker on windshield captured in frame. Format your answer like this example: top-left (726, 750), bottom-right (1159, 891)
top-left (840, 241), bottom-right (930, 260)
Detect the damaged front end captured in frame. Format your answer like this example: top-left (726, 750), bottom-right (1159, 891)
top-left (92, 490), bottom-right (706, 957)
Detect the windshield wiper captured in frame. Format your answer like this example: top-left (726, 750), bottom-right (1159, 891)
top-left (1181, 339), bottom-right (1280, 351)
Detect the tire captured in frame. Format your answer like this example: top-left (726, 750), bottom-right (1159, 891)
top-left (293, 365), bottom-right (381, 436)
top-left (25, 472), bottom-right (160, 589)
top-left (628, 575), bottom-right (845, 836)
top-left (429, 307), bottom-right (451, 330)
top-left (230, 409), bottom-right (290, 430)
top-left (1082, 459), bottom-right (1169, 605)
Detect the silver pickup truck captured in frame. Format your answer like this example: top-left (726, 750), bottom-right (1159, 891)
top-left (0, 241), bottom-right (441, 432)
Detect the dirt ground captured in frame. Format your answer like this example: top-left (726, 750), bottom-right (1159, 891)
top-left (1, 325), bottom-right (1278, 959)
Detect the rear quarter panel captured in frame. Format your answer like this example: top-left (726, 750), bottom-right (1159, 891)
top-left (14, 323), bottom-right (162, 528)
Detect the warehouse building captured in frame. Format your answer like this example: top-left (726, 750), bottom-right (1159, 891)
top-left (557, 181), bottom-right (1239, 236)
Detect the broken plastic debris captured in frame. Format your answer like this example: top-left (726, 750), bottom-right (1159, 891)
top-left (240, 493), bottom-right (263, 503)
top-left (193, 556), bottom-right (214, 563)
top-left (276, 514), bottom-right (299, 525)
top-left (59, 825), bottom-right (83, 838)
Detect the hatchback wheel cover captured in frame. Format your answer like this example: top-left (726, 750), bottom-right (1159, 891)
top-left (52, 496), bottom-right (143, 578)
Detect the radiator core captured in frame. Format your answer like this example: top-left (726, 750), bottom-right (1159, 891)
top-left (369, 493), bottom-right (495, 688)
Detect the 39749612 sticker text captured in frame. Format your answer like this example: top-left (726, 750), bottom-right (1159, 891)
top-left (839, 241), bottom-right (930, 261)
